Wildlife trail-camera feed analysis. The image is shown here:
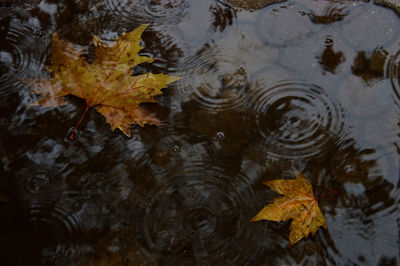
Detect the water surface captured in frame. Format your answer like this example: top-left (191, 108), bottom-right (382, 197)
top-left (1, 0), bottom-right (400, 265)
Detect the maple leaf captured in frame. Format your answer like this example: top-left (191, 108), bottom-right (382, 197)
top-left (251, 171), bottom-right (329, 247)
top-left (27, 24), bottom-right (180, 139)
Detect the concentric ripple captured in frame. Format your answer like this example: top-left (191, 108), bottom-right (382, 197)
top-left (11, 139), bottom-right (87, 235)
top-left (15, 164), bottom-right (127, 236)
top-left (178, 50), bottom-right (252, 113)
top-left (15, 167), bottom-right (83, 234)
top-left (139, 0), bottom-right (187, 23)
top-left (146, 125), bottom-right (219, 175)
top-left (86, 0), bottom-right (148, 28)
top-left (86, 0), bottom-right (187, 32)
top-left (251, 81), bottom-right (345, 159)
top-left (387, 48), bottom-right (400, 103)
top-left (0, 15), bottom-right (48, 96)
top-left (340, 2), bottom-right (400, 50)
top-left (16, 167), bottom-right (134, 264)
top-left (255, 2), bottom-right (313, 46)
top-left (134, 162), bottom-right (269, 264)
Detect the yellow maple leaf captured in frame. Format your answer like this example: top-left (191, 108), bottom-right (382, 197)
top-left (251, 171), bottom-right (327, 247)
top-left (27, 24), bottom-right (180, 139)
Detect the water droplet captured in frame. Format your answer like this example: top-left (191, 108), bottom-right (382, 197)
top-left (298, 10), bottom-right (307, 16)
top-left (80, 176), bottom-right (88, 185)
top-left (216, 132), bottom-right (225, 140)
top-left (172, 145), bottom-right (180, 152)
top-left (117, 27), bottom-right (127, 35)
top-left (344, 164), bottom-right (356, 173)
top-left (324, 35), bottom-right (334, 46)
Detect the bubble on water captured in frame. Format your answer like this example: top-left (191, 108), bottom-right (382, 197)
top-left (324, 35), bottom-right (334, 46)
top-left (298, 10), bottom-right (307, 16)
top-left (216, 132), bottom-right (225, 140)
top-left (172, 145), bottom-right (180, 152)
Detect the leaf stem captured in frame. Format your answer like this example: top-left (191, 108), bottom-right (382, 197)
top-left (316, 189), bottom-right (340, 201)
top-left (68, 104), bottom-right (90, 140)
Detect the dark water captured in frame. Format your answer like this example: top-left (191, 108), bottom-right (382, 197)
top-left (1, 0), bottom-right (400, 265)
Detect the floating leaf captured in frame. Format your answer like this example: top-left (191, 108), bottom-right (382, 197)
top-left (26, 24), bottom-right (180, 139)
top-left (251, 171), bottom-right (327, 247)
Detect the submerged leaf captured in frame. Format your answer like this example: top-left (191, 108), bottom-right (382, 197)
top-left (26, 24), bottom-right (180, 138)
top-left (251, 171), bottom-right (327, 247)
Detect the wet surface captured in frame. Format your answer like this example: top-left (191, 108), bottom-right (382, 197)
top-left (1, 0), bottom-right (400, 265)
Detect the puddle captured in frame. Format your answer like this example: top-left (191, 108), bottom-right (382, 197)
top-left (1, 0), bottom-right (400, 265)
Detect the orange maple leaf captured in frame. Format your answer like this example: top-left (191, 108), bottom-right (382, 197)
top-left (26, 24), bottom-right (180, 139)
top-left (251, 171), bottom-right (328, 247)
